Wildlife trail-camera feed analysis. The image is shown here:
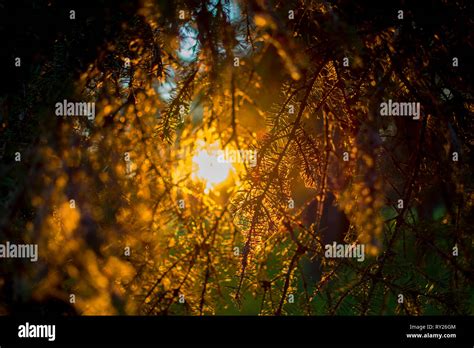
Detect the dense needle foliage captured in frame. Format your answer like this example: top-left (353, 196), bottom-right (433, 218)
top-left (0, 0), bottom-right (473, 315)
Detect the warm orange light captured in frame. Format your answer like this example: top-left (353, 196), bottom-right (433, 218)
top-left (192, 142), bottom-right (232, 191)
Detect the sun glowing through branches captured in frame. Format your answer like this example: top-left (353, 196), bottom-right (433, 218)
top-left (192, 142), bottom-right (232, 191)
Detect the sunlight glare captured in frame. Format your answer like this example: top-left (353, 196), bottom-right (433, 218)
top-left (192, 144), bottom-right (232, 191)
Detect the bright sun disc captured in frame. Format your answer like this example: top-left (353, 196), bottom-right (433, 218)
top-left (192, 147), bottom-right (232, 190)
